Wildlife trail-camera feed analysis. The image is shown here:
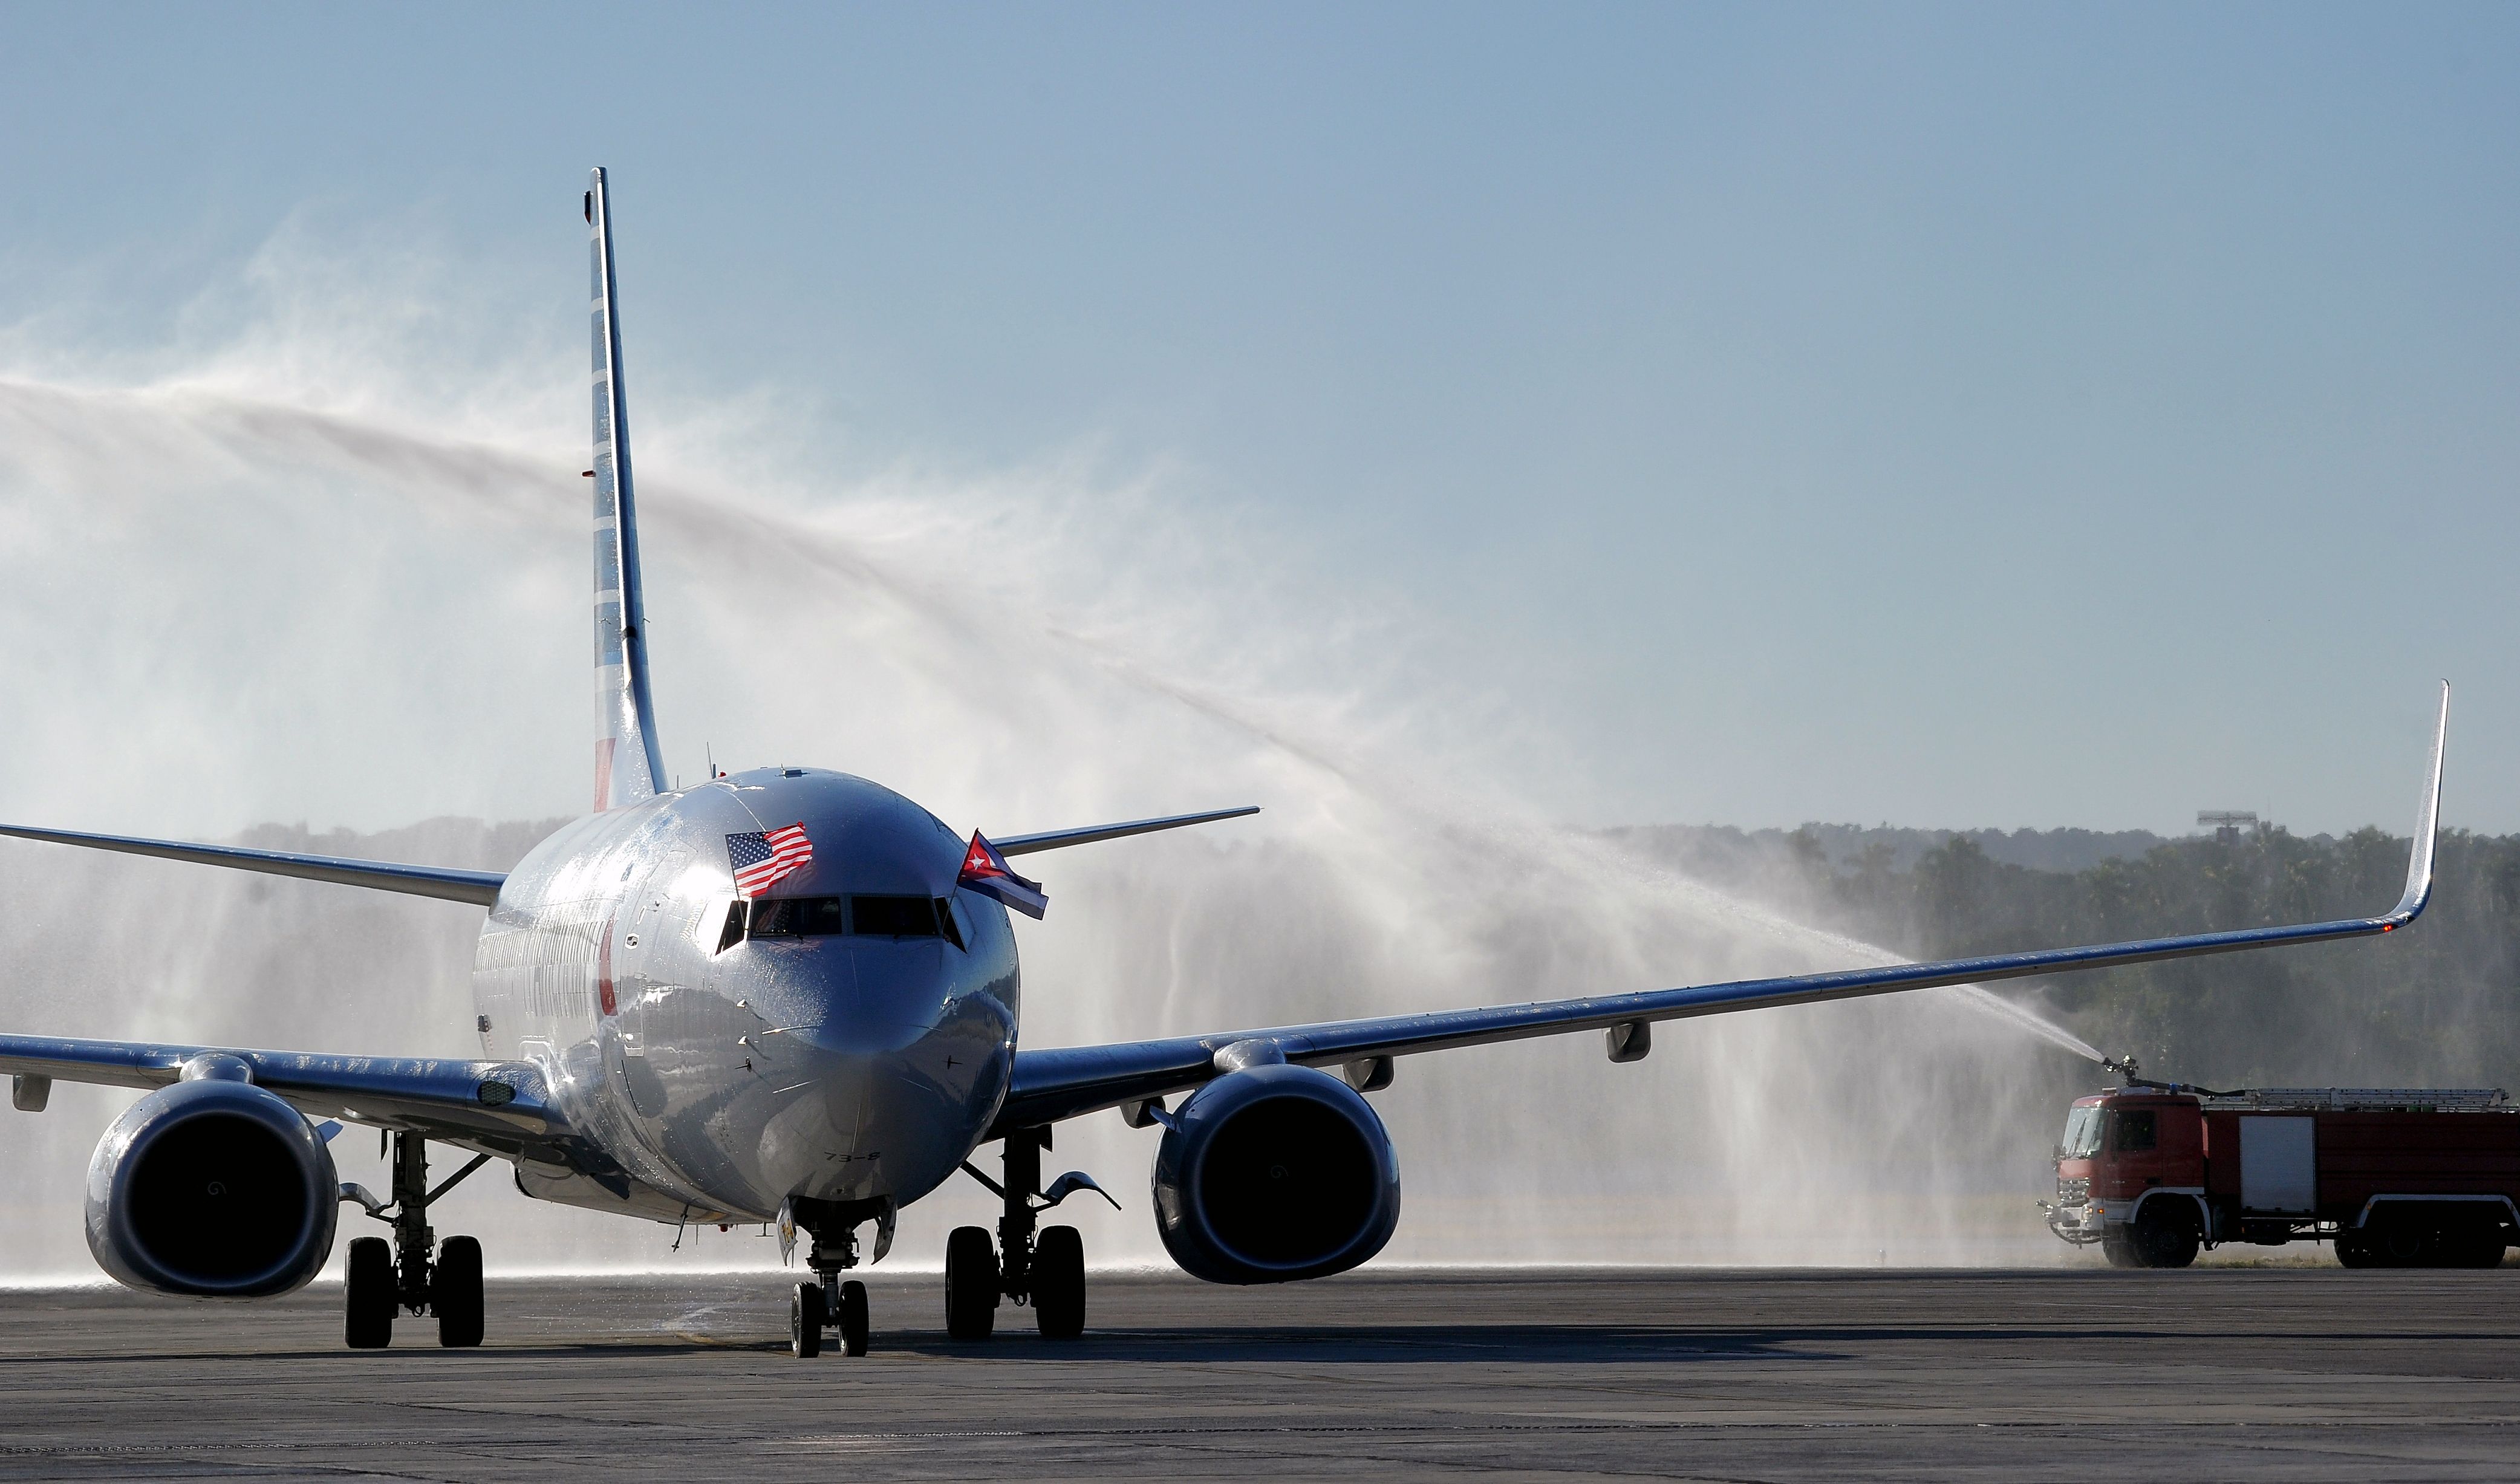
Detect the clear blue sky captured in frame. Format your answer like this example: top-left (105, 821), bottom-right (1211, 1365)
top-left (2, 4), bottom-right (2514, 836)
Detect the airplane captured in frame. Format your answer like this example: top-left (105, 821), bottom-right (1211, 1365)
top-left (0, 169), bottom-right (2452, 1358)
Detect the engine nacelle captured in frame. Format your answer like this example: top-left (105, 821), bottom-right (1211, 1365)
top-left (1151, 1064), bottom-right (1401, 1284)
top-left (85, 1075), bottom-right (340, 1298)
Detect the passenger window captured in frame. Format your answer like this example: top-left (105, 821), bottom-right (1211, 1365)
top-left (851, 896), bottom-right (939, 937)
top-left (714, 900), bottom-right (746, 954)
top-left (2111, 1109), bottom-right (2157, 1153)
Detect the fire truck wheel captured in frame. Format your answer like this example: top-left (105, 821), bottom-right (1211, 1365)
top-left (2377, 1220), bottom-right (2429, 1266)
top-left (2100, 1230), bottom-right (2143, 1268)
top-left (2132, 1208), bottom-right (2198, 1269)
top-left (2334, 1232), bottom-right (2377, 1268)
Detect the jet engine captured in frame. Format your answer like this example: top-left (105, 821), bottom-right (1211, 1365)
top-left (1151, 1063), bottom-right (1401, 1283)
top-left (85, 1067), bottom-right (340, 1298)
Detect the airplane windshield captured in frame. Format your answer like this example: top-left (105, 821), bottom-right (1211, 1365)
top-left (739, 895), bottom-right (962, 945)
top-left (749, 897), bottom-right (847, 937)
top-left (2059, 1105), bottom-right (2104, 1157)
top-left (851, 896), bottom-right (941, 937)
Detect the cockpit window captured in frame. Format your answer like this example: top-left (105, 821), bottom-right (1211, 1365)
top-left (747, 897), bottom-right (842, 937)
top-left (851, 895), bottom-right (939, 937)
top-left (728, 894), bottom-right (966, 945)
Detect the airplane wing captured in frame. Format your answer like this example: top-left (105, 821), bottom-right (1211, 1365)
top-left (0, 1034), bottom-right (579, 1162)
top-left (992, 684), bottom-right (2448, 1134)
top-left (0, 824), bottom-right (504, 905)
top-left (0, 805), bottom-right (1259, 904)
top-left (989, 806), bottom-right (1260, 856)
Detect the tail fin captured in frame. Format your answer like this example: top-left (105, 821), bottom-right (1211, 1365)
top-left (586, 166), bottom-right (667, 812)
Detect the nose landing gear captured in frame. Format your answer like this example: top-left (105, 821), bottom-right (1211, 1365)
top-left (786, 1196), bottom-right (886, 1358)
top-left (788, 1269), bottom-right (874, 1358)
top-left (789, 1280), bottom-right (823, 1357)
top-left (342, 1131), bottom-right (492, 1349)
top-left (951, 1125), bottom-right (1113, 1342)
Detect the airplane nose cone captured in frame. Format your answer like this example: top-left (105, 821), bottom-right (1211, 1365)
top-left (755, 950), bottom-right (1012, 1209)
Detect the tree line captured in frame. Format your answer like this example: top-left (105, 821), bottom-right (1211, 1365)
top-left (1618, 822), bottom-right (2520, 1090)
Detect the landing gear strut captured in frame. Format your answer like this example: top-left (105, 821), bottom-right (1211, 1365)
top-left (950, 1126), bottom-right (1104, 1341)
top-left (343, 1131), bottom-right (490, 1350)
top-left (786, 1197), bottom-right (883, 1358)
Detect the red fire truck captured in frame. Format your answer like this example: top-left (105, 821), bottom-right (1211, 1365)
top-left (2044, 1081), bottom-right (2520, 1268)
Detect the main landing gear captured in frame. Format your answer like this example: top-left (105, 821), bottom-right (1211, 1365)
top-left (343, 1131), bottom-right (492, 1350)
top-left (947, 1125), bottom-right (1110, 1342)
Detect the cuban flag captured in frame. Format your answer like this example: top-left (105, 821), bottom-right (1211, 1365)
top-left (727, 823), bottom-right (813, 897)
top-left (959, 831), bottom-right (1047, 919)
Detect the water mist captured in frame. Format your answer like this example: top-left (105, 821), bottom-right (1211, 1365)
top-left (0, 253), bottom-right (2099, 1283)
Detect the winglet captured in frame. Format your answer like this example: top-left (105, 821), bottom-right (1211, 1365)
top-left (2386, 680), bottom-right (2449, 925)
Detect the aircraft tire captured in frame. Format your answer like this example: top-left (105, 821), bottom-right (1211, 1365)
top-left (345, 1237), bottom-right (396, 1349)
top-left (434, 1236), bottom-right (485, 1348)
top-left (1034, 1226), bottom-right (1085, 1339)
top-left (945, 1225), bottom-right (998, 1340)
top-left (838, 1280), bottom-right (870, 1356)
top-left (791, 1281), bottom-right (825, 1358)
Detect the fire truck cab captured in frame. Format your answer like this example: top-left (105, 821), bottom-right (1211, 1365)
top-left (2046, 1084), bottom-right (2519, 1269)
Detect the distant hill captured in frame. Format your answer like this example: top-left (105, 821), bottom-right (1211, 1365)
top-left (1607, 822), bottom-right (2172, 876)
top-left (1607, 819), bottom-right (2519, 1093)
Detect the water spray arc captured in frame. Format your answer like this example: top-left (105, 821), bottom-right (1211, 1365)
top-left (0, 174), bottom-right (2452, 1327)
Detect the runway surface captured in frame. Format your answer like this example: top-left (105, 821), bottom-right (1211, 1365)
top-left (3, 1266), bottom-right (2516, 1480)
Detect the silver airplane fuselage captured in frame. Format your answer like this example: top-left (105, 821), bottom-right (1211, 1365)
top-left (472, 767), bottom-right (1018, 1225)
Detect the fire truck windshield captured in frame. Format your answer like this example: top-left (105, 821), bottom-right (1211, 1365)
top-left (2060, 1105), bottom-right (2103, 1157)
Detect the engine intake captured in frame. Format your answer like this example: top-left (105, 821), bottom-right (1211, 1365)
top-left (85, 1078), bottom-right (340, 1298)
top-left (1151, 1064), bottom-right (1401, 1283)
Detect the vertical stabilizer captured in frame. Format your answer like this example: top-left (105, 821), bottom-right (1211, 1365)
top-left (586, 167), bottom-right (668, 812)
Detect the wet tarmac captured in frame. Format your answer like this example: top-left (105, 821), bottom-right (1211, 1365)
top-left (2, 1266), bottom-right (2515, 1480)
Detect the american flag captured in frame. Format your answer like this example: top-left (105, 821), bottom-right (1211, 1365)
top-left (728, 823), bottom-right (813, 897)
